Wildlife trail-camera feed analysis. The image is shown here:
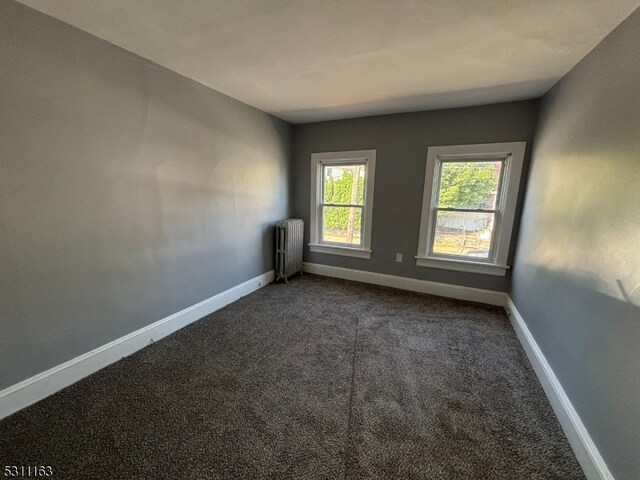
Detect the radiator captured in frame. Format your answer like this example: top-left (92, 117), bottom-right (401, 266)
top-left (275, 219), bottom-right (303, 282)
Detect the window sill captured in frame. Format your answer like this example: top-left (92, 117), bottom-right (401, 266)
top-left (309, 243), bottom-right (372, 259)
top-left (415, 256), bottom-right (508, 276)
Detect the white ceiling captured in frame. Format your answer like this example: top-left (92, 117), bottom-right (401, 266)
top-left (18, 0), bottom-right (640, 123)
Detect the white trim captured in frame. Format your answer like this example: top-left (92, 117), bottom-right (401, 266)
top-left (504, 296), bottom-right (613, 480)
top-left (310, 150), bottom-right (376, 258)
top-left (415, 256), bottom-right (508, 276)
top-left (416, 142), bottom-right (525, 274)
top-left (309, 243), bottom-right (372, 259)
top-left (302, 262), bottom-right (506, 306)
top-left (0, 270), bottom-right (274, 421)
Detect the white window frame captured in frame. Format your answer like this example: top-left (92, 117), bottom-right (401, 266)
top-left (309, 150), bottom-right (376, 259)
top-left (416, 142), bottom-right (526, 276)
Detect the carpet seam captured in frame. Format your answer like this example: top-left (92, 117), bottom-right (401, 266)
top-left (343, 314), bottom-right (360, 480)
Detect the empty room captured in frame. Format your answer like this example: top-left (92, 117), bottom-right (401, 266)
top-left (1, 1), bottom-right (638, 479)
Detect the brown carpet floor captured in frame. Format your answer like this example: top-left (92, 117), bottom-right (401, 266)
top-left (0, 274), bottom-right (585, 479)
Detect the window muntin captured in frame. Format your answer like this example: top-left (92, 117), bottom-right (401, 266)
top-left (310, 150), bottom-right (376, 259)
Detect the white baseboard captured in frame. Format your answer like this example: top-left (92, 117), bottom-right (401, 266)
top-left (504, 296), bottom-right (613, 480)
top-left (302, 262), bottom-right (506, 306)
top-left (0, 270), bottom-right (274, 421)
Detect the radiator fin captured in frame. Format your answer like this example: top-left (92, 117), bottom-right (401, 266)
top-left (275, 219), bottom-right (304, 282)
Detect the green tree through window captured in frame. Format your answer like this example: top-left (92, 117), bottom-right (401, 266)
top-left (438, 162), bottom-right (500, 209)
top-left (324, 170), bottom-right (364, 236)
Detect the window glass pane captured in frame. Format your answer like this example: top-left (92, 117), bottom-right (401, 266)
top-left (322, 206), bottom-right (362, 245)
top-left (432, 211), bottom-right (495, 258)
top-left (437, 161), bottom-right (502, 209)
top-left (323, 164), bottom-right (365, 205)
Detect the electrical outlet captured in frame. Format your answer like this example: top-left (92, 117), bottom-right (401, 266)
top-left (395, 253), bottom-right (403, 263)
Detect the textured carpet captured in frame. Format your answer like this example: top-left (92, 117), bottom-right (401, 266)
top-left (0, 275), bottom-right (585, 479)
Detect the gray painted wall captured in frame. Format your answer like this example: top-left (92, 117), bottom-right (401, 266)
top-left (0, 1), bottom-right (291, 389)
top-left (292, 101), bottom-right (539, 292)
top-left (511, 8), bottom-right (640, 480)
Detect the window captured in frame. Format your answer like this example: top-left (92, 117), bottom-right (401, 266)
top-left (310, 150), bottom-right (376, 259)
top-left (416, 142), bottom-right (525, 276)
